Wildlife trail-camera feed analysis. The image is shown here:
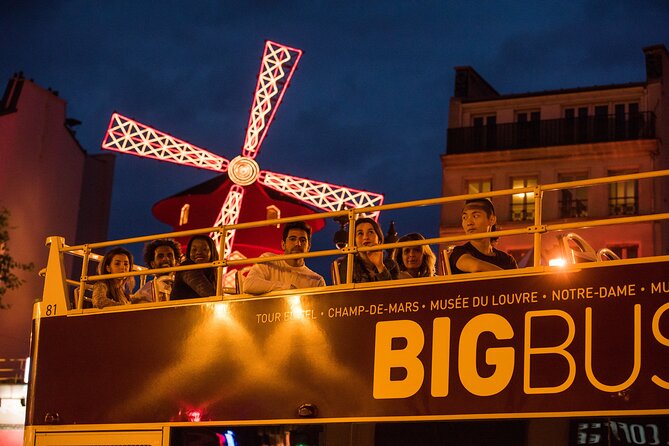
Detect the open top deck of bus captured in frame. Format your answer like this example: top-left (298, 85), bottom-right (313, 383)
top-left (25, 170), bottom-right (669, 446)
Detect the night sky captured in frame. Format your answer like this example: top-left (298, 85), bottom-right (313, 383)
top-left (3, 1), bottom-right (669, 275)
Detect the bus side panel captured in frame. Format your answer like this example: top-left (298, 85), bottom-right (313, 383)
top-left (26, 261), bottom-right (669, 426)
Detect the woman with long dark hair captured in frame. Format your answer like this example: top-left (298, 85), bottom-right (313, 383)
top-left (170, 234), bottom-right (217, 299)
top-left (92, 247), bottom-right (134, 308)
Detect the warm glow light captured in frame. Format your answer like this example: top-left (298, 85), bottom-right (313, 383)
top-left (186, 409), bottom-right (202, 422)
top-left (179, 203), bottom-right (190, 226)
top-left (24, 357), bottom-right (30, 384)
top-left (549, 258), bottom-right (566, 267)
top-left (213, 302), bottom-right (230, 320)
top-left (289, 295), bottom-right (304, 318)
top-left (228, 155), bottom-right (260, 186)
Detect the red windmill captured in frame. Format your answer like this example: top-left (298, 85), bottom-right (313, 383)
top-left (101, 40), bottom-right (384, 280)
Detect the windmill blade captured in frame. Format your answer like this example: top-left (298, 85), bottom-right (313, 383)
top-left (241, 41), bottom-right (303, 159)
top-left (210, 185), bottom-right (245, 258)
top-left (210, 185), bottom-right (245, 290)
top-left (259, 170), bottom-right (384, 218)
top-left (102, 112), bottom-right (230, 172)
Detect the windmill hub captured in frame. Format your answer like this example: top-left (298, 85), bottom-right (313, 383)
top-left (228, 155), bottom-right (260, 186)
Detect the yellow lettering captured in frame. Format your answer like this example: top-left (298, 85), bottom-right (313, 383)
top-left (524, 310), bottom-right (576, 394)
top-left (373, 320), bottom-right (425, 399)
top-left (458, 313), bottom-right (514, 396)
top-left (431, 317), bottom-right (450, 397)
top-left (652, 302), bottom-right (669, 389)
top-left (585, 305), bottom-right (641, 392)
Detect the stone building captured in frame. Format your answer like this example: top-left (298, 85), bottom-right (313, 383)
top-left (0, 74), bottom-right (115, 359)
top-left (440, 44), bottom-right (669, 265)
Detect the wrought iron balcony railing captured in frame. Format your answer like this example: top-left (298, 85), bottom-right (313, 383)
top-left (446, 111), bottom-right (656, 154)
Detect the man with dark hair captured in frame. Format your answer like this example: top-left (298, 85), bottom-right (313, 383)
top-left (449, 199), bottom-right (517, 274)
top-left (133, 238), bottom-right (182, 302)
top-left (243, 221), bottom-right (325, 294)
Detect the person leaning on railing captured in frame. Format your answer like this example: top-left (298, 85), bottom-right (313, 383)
top-left (449, 198), bottom-right (517, 274)
top-left (243, 221), bottom-right (325, 295)
top-left (132, 238), bottom-right (181, 303)
top-left (336, 217), bottom-right (400, 283)
top-left (92, 246), bottom-right (136, 308)
top-left (392, 232), bottom-right (436, 278)
top-left (170, 234), bottom-right (217, 300)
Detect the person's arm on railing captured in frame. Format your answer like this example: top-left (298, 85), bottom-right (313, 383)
top-left (92, 282), bottom-right (122, 308)
top-left (243, 263), bottom-right (291, 294)
top-left (179, 270), bottom-right (216, 297)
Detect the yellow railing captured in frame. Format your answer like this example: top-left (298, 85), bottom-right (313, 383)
top-left (46, 169), bottom-right (669, 310)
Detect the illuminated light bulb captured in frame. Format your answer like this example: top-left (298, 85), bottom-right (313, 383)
top-left (289, 295), bottom-right (304, 318)
top-left (228, 155), bottom-right (260, 186)
top-left (214, 302), bottom-right (230, 320)
top-left (549, 258), bottom-right (566, 267)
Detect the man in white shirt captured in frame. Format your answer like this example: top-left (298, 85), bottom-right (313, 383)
top-left (243, 221), bottom-right (325, 294)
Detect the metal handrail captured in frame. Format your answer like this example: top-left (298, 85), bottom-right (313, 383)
top-left (51, 168), bottom-right (669, 308)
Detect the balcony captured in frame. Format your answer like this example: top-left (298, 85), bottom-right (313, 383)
top-left (446, 112), bottom-right (656, 154)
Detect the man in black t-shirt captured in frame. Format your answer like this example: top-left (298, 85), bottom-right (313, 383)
top-left (449, 198), bottom-right (518, 274)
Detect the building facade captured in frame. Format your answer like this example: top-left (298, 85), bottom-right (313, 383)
top-left (440, 44), bottom-right (669, 265)
top-left (0, 74), bottom-right (115, 360)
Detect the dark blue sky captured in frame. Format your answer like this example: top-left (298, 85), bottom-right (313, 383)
top-left (3, 1), bottom-right (669, 274)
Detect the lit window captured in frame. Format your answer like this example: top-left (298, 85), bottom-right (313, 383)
top-left (608, 170), bottom-right (638, 216)
top-left (465, 178), bottom-right (491, 195)
top-left (266, 205), bottom-right (280, 228)
top-left (511, 176), bottom-right (537, 222)
top-left (179, 204), bottom-right (190, 226)
top-left (558, 173), bottom-right (588, 218)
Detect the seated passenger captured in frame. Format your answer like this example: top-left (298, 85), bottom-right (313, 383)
top-left (393, 232), bottom-right (436, 278)
top-left (92, 247), bottom-right (135, 308)
top-left (449, 198), bottom-right (518, 274)
top-left (243, 221), bottom-right (325, 294)
top-left (336, 217), bottom-right (399, 283)
top-left (133, 238), bottom-right (181, 303)
top-left (170, 235), bottom-right (217, 300)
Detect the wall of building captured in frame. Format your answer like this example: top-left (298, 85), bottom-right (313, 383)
top-left (0, 75), bottom-right (114, 358)
top-left (441, 44), bottom-right (669, 262)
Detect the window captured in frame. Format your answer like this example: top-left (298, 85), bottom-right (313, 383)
top-left (515, 110), bottom-right (540, 148)
top-left (465, 178), bottom-right (491, 195)
top-left (471, 114), bottom-right (497, 150)
top-left (593, 105), bottom-right (609, 141)
top-left (558, 173), bottom-right (588, 218)
top-left (511, 176), bottom-right (537, 222)
top-left (615, 102), bottom-right (641, 138)
top-left (472, 115), bottom-right (496, 127)
top-left (608, 169), bottom-right (638, 215)
top-left (179, 204), bottom-right (190, 226)
top-left (516, 111), bottom-right (540, 122)
top-left (266, 205), bottom-right (281, 228)
top-left (564, 107), bottom-right (589, 143)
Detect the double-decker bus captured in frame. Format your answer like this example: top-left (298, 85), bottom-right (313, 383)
top-left (24, 171), bottom-right (669, 446)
